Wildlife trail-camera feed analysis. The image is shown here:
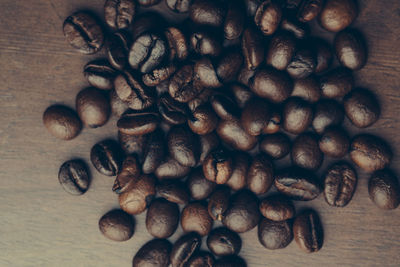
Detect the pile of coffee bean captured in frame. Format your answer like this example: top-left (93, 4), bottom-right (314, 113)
top-left (43, 0), bottom-right (400, 266)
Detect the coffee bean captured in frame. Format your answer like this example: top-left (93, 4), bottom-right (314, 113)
top-left (275, 167), bottom-right (321, 200)
top-left (190, 30), bottom-right (222, 57)
top-left (291, 132), bottom-right (323, 171)
top-left (168, 125), bottom-right (200, 167)
top-left (216, 49), bottom-right (244, 83)
top-left (194, 57), bottom-right (222, 88)
top-left (146, 198), bottom-right (179, 238)
top-left (203, 149), bottom-right (233, 184)
top-left (76, 87), bottom-right (110, 128)
top-left (291, 76), bottom-right (321, 103)
top-left (90, 139), bottom-right (124, 176)
top-left (58, 159), bottom-right (90, 195)
top-left (188, 88), bottom-right (215, 111)
top-left (63, 11), bottom-right (104, 54)
top-left (313, 38), bottom-right (333, 74)
top-left (155, 157), bottom-right (192, 179)
top-left (118, 131), bottom-right (147, 157)
top-left (189, 0), bottom-right (225, 27)
top-left (287, 46), bottom-right (316, 79)
top-left (260, 133), bottom-right (291, 160)
top-left (320, 67), bottom-right (354, 98)
top-left (170, 232), bottom-right (202, 267)
top-left (157, 93), bottom-right (189, 125)
top-left (113, 155), bottom-right (140, 194)
top-left (312, 99), bottom-right (344, 134)
top-left (207, 227), bottom-right (241, 256)
top-left (258, 218), bottom-right (293, 250)
top-left (199, 132), bottom-right (220, 164)
top-left (214, 255), bottom-right (247, 267)
top-left (186, 251), bottom-right (215, 267)
top-left (99, 209), bottom-right (134, 241)
top-left (104, 0), bottom-right (136, 30)
top-left (293, 209), bottom-right (323, 253)
top-left (83, 59), bottom-right (117, 90)
top-left (242, 27), bottom-right (265, 70)
top-left (226, 152), bottom-right (250, 191)
top-left (165, 26), bottom-right (189, 61)
top-left (138, 0), bottom-right (161, 6)
top-left (263, 110), bottom-right (282, 134)
top-left (208, 186), bottom-right (230, 221)
top-left (245, 0), bottom-right (263, 17)
top-left (335, 29), bottom-right (367, 70)
top-left (247, 154), bottom-right (274, 195)
top-left (224, 1), bottom-right (245, 40)
top-left (156, 180), bottom-right (189, 204)
top-left (350, 134), bottom-right (392, 172)
top-left (169, 64), bottom-right (204, 103)
top-left (237, 66), bottom-right (256, 87)
top-left (181, 202), bottom-right (213, 236)
top-left (285, 0), bottom-right (302, 9)
top-left (282, 97), bottom-right (313, 134)
top-left (211, 93), bottom-right (240, 121)
top-left (142, 130), bottom-right (166, 174)
top-left (188, 104), bottom-right (219, 135)
top-left (266, 31), bottom-right (297, 71)
top-left (131, 12), bottom-right (165, 40)
top-left (319, 0), bottom-right (358, 32)
top-left (259, 194), bottom-right (295, 221)
top-left (117, 111), bottom-right (159, 135)
top-left (254, 0), bottom-right (282, 35)
top-left (132, 239), bottom-right (171, 267)
top-left (217, 119), bottom-right (258, 151)
top-left (297, 0), bottom-right (323, 22)
top-left (241, 97), bottom-right (271, 136)
top-left (319, 126), bottom-right (350, 158)
top-left (110, 89), bottom-right (129, 117)
top-left (142, 64), bottom-right (177, 87)
top-left (369, 169), bottom-right (400, 210)
top-left (223, 190), bottom-right (260, 233)
top-left (106, 31), bottom-right (131, 70)
top-left (43, 105), bottom-right (82, 140)
top-left (280, 17), bottom-right (309, 39)
top-left (166, 0), bottom-right (192, 13)
top-left (230, 84), bottom-right (254, 109)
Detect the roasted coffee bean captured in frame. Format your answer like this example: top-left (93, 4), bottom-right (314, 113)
top-left (285, 0), bottom-right (302, 9)
top-left (282, 97), bottom-right (313, 134)
top-left (319, 126), bottom-right (350, 158)
top-left (110, 89), bottom-right (129, 117)
top-left (226, 152), bottom-right (250, 191)
top-left (250, 68), bottom-right (293, 103)
top-left (280, 18), bottom-right (309, 39)
top-left (188, 104), bottom-right (218, 135)
top-left (84, 59), bottom-right (117, 90)
top-left (319, 0), bottom-right (358, 32)
top-left (210, 93), bottom-right (240, 121)
top-left (242, 27), bottom-right (265, 70)
top-left (158, 93), bottom-right (189, 125)
top-left (181, 202), bottom-right (213, 236)
top-left (113, 155), bottom-right (140, 194)
top-left (254, 0), bottom-right (282, 35)
top-left (324, 162), bottom-right (357, 207)
top-left (259, 194), bottom-right (295, 221)
top-left (132, 239), bottom-right (171, 267)
top-left (214, 255), bottom-right (247, 267)
top-left (117, 111), bottom-right (160, 135)
top-left (146, 198), bottom-right (179, 238)
top-left (207, 227), bottom-right (241, 256)
top-left (216, 49), bottom-right (243, 83)
top-left (118, 131), bottom-right (147, 157)
top-left (90, 139), bottom-right (124, 176)
top-left (291, 133), bottom-right (323, 171)
top-left (208, 186), bottom-right (230, 221)
top-left (142, 64), bottom-right (177, 87)
top-left (104, 0), bottom-right (136, 30)
top-left (114, 70), bottom-right (156, 110)
top-left (291, 76), bottom-right (321, 103)
top-left (313, 38), bottom-right (333, 74)
top-left (156, 180), bottom-right (189, 204)
top-left (138, 0), bottom-right (161, 6)
top-left (258, 218), bottom-right (293, 250)
top-left (194, 57), bottom-right (222, 88)
top-left (241, 98), bottom-right (271, 136)
top-left (189, 0), bottom-right (225, 27)
top-left (107, 31), bottom-right (131, 70)
top-left (99, 209), bottom-right (134, 242)
top-left (165, 26), bottom-right (189, 61)
top-left (263, 110), bottom-right (282, 134)
top-left (166, 0), bottom-right (192, 13)
top-left (260, 133), bottom-right (291, 160)
top-left (275, 167), bottom-right (322, 200)
top-left (247, 154), bottom-right (274, 195)
top-left (142, 130), bottom-right (165, 174)
top-left (335, 29), bottom-right (367, 70)
top-left (343, 88), bottom-right (380, 128)
top-left (293, 209), bottom-right (323, 253)
top-left (199, 132), bottom-right (220, 164)
top-left (58, 159), bottom-right (90, 195)
top-left (131, 12), bottom-right (165, 40)
top-left (245, 0), bottom-right (263, 17)
top-left (190, 30), bottom-right (222, 57)
top-left (155, 157), bottom-right (192, 179)
top-left (187, 168), bottom-right (216, 200)
top-left (287, 46), bottom-right (316, 79)
top-left (43, 105), bottom-right (82, 140)
top-left (203, 149), bottom-right (233, 184)
top-left (188, 88), bottom-right (215, 111)
top-left (170, 232), bottom-right (202, 267)
top-left (63, 12), bottom-right (104, 54)
top-left (369, 169), bottom-right (400, 210)
top-left (230, 84), bottom-right (254, 109)
top-left (320, 67), bottom-right (354, 98)
top-left (224, 1), bottom-right (245, 40)
top-left (297, 0), bottom-right (323, 22)
top-left (223, 190), bottom-right (260, 233)
top-left (237, 66), bottom-right (256, 87)
top-left (185, 251), bottom-right (215, 267)
top-left (312, 99), bottom-right (344, 134)
top-left (217, 119), bottom-right (258, 151)
top-left (168, 125), bottom-right (200, 167)
top-left (266, 31), bottom-right (297, 71)
top-left (119, 174), bottom-right (156, 214)
top-left (169, 64), bottom-right (204, 103)
top-left (76, 87), bottom-right (110, 128)
top-left (350, 134), bottom-right (392, 172)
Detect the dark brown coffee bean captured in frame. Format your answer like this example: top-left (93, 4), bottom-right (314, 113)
top-left (165, 26), bottom-right (189, 61)
top-left (260, 133), bottom-right (291, 160)
top-left (312, 99), bottom-right (344, 134)
top-left (291, 76), bottom-right (321, 103)
top-left (142, 130), bottom-right (166, 174)
top-left (335, 29), bottom-right (367, 70)
top-left (250, 68), bottom-right (293, 103)
top-left (324, 162), bottom-right (357, 207)
top-left (104, 0), bottom-right (136, 30)
top-left (132, 239), bottom-right (171, 267)
top-left (188, 104), bottom-right (218, 135)
top-left (266, 31), bottom-right (297, 71)
top-left (58, 159), bottom-right (90, 195)
top-left (226, 152), bottom-right (250, 191)
top-left (43, 105), bottom-right (82, 140)
top-left (146, 198), bottom-right (179, 238)
top-left (168, 125), bottom-right (200, 167)
top-left (217, 119), bottom-right (258, 151)
top-left (237, 67), bottom-right (256, 87)
top-left (131, 12), bottom-right (165, 40)
top-left (170, 232), bottom-right (202, 267)
top-left (319, 0), bottom-right (358, 32)
top-left (84, 59), bottom-right (116, 90)
top-left (138, 0), bottom-right (161, 6)
top-left (203, 149), bottom-right (233, 184)
top-left (99, 209), bottom-right (134, 242)
top-left (350, 134), bottom-right (392, 172)
top-left (186, 251), bottom-right (215, 267)
top-left (119, 174), bottom-right (156, 214)
top-left (166, 0), bottom-right (192, 13)
top-left (211, 93), bottom-right (240, 121)
top-left (247, 154), bottom-right (274, 195)
top-left (110, 89), bottom-right (129, 117)
top-left (292, 133), bottom-right (323, 171)
top-left (217, 49), bottom-right (244, 83)
top-left (208, 186), bottom-right (230, 221)
top-left (199, 132), bottom-right (220, 164)
top-left (258, 218), bottom-right (293, 250)
top-left (263, 110), bottom-right (282, 134)
top-left (194, 57), bottom-right (222, 88)
top-left (90, 139), bottom-right (124, 176)
top-left (143, 64), bottom-right (177, 87)
top-left (189, 0), bottom-right (225, 27)
top-left (63, 12), bottom-right (104, 54)
top-left (224, 1), bottom-right (245, 40)
top-left (241, 98), bottom-right (271, 136)
top-left (287, 46), bottom-right (316, 79)
top-left (313, 38), bottom-right (333, 74)
top-left (118, 131), bottom-right (147, 157)
top-left (280, 18), bottom-right (309, 39)
top-left (207, 227), bottom-right (241, 256)
top-left (156, 180), bottom-right (189, 204)
top-left (320, 67), bottom-right (354, 98)
top-left (242, 27), bottom-right (265, 70)
top-left (113, 155), bottom-right (140, 194)
top-left (297, 0), bottom-right (323, 22)
top-left (255, 0), bottom-right (282, 35)
top-left (188, 88), bottom-right (215, 111)
top-left (214, 255), bottom-right (247, 267)
top-left (275, 167), bottom-right (321, 200)
top-left (293, 209), bottom-right (323, 253)
top-left (282, 97), bottom-right (313, 134)
top-left (285, 0), bottom-right (302, 9)
top-left (222, 190), bottom-right (260, 233)
top-left (259, 194), bottom-right (295, 221)
top-left (190, 30), bottom-right (222, 57)
top-left (107, 31), bottom-right (131, 70)
top-left (319, 126), bottom-right (350, 158)
top-left (230, 84), bottom-right (254, 109)
top-left (169, 64), bottom-right (204, 103)
top-left (76, 87), bottom-right (110, 128)
top-left (157, 93), bottom-right (188, 125)
top-left (369, 169), bottom-right (400, 210)
top-left (155, 157), bottom-right (192, 179)
top-left (117, 111), bottom-right (159, 135)
top-left (181, 202), bottom-right (213, 236)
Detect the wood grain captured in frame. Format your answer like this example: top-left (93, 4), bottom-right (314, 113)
top-left (0, 0), bottom-right (400, 266)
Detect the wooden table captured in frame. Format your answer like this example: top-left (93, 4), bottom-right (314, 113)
top-left (1, 0), bottom-right (400, 266)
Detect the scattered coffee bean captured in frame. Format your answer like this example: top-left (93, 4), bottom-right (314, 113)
top-left (254, 0), bottom-right (282, 35)
top-left (43, 105), bottom-right (82, 140)
top-left (132, 239), bottom-right (172, 267)
top-left (369, 169), bottom-right (400, 210)
top-left (291, 76), bottom-right (321, 103)
top-left (335, 29), bottom-right (367, 70)
top-left (203, 149), bottom-right (233, 184)
top-left (190, 30), bottom-right (222, 57)
top-left (286, 46), bottom-right (316, 79)
top-left (169, 64), bottom-right (204, 103)
top-left (297, 0), bottom-right (323, 22)
top-left (155, 157), bottom-right (192, 179)
top-left (76, 87), bottom-right (110, 128)
top-left (58, 159), bottom-right (90, 195)
top-left (313, 38), bottom-right (333, 74)
top-left (146, 198), bottom-right (180, 238)
top-left (117, 111), bottom-right (160, 135)
top-left (113, 155), bottom-right (140, 193)
top-left (110, 89), bottom-right (129, 117)
top-left (181, 202), bottom-right (213, 236)
top-left (312, 99), bottom-right (344, 134)
top-left (188, 104), bottom-right (219, 135)
top-left (241, 98), bottom-right (271, 136)
top-left (84, 59), bottom-right (117, 90)
top-left (170, 232), bottom-right (202, 267)
top-left (266, 31), bottom-right (297, 71)
top-left (291, 132), bottom-right (323, 171)
top-left (217, 119), bottom-right (258, 151)
top-left (280, 17), bottom-right (309, 39)
top-left (90, 139), bottom-right (124, 176)
top-left (194, 57), bottom-right (222, 88)
top-left (224, 1), bottom-right (245, 40)
top-left (99, 209), bottom-right (134, 241)
top-left (142, 129), bottom-right (166, 174)
top-left (263, 110), bottom-right (282, 134)
top-left (226, 152), bottom-right (250, 191)
top-left (187, 168), bottom-right (217, 200)
top-left (247, 154), bottom-right (274, 195)
top-left (158, 93), bottom-right (189, 125)
top-left (104, 0), bottom-right (136, 30)
top-left (282, 97), bottom-right (313, 134)
top-left (258, 218), bottom-right (293, 250)
top-left (211, 93), bottom-right (240, 121)
top-left (207, 227), bottom-right (241, 256)
top-left (208, 186), bottom-right (230, 221)
top-left (168, 125), bottom-right (200, 167)
top-left (199, 132), bottom-right (220, 164)
top-left (118, 131), bottom-right (147, 157)
top-left (320, 67), bottom-right (354, 98)
top-left (185, 251), bottom-right (215, 267)
top-left (107, 31), bottom-right (131, 71)
top-left (319, 0), bottom-right (358, 32)
top-left (293, 209), bottom-right (323, 253)
top-left (189, 0), bottom-right (225, 27)
top-left (319, 126), bottom-right (350, 158)
top-left (137, 0), bottom-right (161, 6)
top-left (165, 26), bottom-right (189, 61)
top-left (259, 194), bottom-right (295, 221)
top-left (242, 27), bottom-right (265, 70)
top-left (142, 64), bottom-right (177, 87)
top-left (216, 49), bottom-right (244, 83)
top-left (260, 133), bottom-right (291, 160)
top-left (230, 84), bottom-right (254, 109)
top-left (156, 180), bottom-right (189, 205)
top-left (166, 0), bottom-right (192, 13)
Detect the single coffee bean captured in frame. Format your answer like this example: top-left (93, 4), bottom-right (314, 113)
top-left (188, 104), bottom-right (219, 135)
top-left (210, 93), bottom-right (241, 121)
top-left (202, 149), bottom-right (233, 184)
top-left (142, 64), bottom-right (177, 87)
top-left (169, 64), bottom-right (204, 103)
top-left (63, 11), bottom-right (104, 54)
top-left (254, 0), bottom-right (282, 35)
top-left (208, 186), bottom-right (230, 221)
top-left (297, 0), bottom-right (323, 22)
top-left (335, 29), bottom-right (367, 70)
top-left (43, 105), bottom-right (82, 140)
top-left (230, 84), bottom-right (254, 109)
top-left (181, 202), bottom-right (213, 236)
top-left (246, 0), bottom-right (264, 17)
top-left (158, 93), bottom-right (189, 125)
top-left (155, 157), bottom-right (192, 179)
top-left (170, 232), bottom-right (201, 267)
top-left (190, 30), bottom-right (222, 57)
top-left (223, 190), bottom-right (260, 233)
top-left (266, 31), bottom-right (297, 71)
top-left (118, 131), bottom-right (147, 157)
top-left (280, 18), bottom-right (309, 39)
top-left (291, 132), bottom-right (323, 171)
top-left (207, 227), bottom-right (241, 256)
top-left (194, 57), bottom-right (222, 88)
top-left (258, 218), bottom-right (293, 250)
top-left (237, 66), bottom-right (256, 87)
top-left (185, 251), bottom-right (214, 267)
top-left (188, 88), bottom-right (215, 111)
top-left (166, 0), bottom-right (192, 13)
top-left (275, 167), bottom-right (322, 200)
top-left (168, 125), bottom-right (200, 167)
top-left (107, 31), bottom-right (131, 70)
top-left (319, 126), bottom-right (350, 158)
top-left (287, 46), bottom-right (316, 79)
top-left (156, 180), bottom-right (189, 204)
top-left (76, 87), bottom-right (110, 128)
top-left (242, 27), bottom-right (265, 70)
top-left (199, 132), bottom-right (220, 164)
top-left (117, 111), bottom-right (160, 135)
top-left (224, 1), bottom-right (245, 40)
top-left (259, 194), bottom-right (295, 221)
top-left (165, 26), bottom-right (189, 61)
top-left (250, 68), bottom-right (293, 103)
top-left (189, 0), bottom-right (225, 27)
top-left (214, 255), bottom-right (247, 267)
top-left (226, 152), bottom-right (250, 191)
top-left (312, 99), bottom-right (344, 134)
top-left (142, 129), bottom-right (165, 174)
top-left (343, 88), bottom-right (380, 128)
top-left (83, 59), bottom-right (117, 90)
top-left (146, 198), bottom-right (180, 238)
top-left (104, 0), bottom-right (136, 30)
top-left (313, 38), bottom-right (333, 74)
top-left (291, 76), bottom-right (321, 103)
top-left (216, 49), bottom-right (244, 83)
top-left (90, 139), bottom-right (124, 176)
top-left (58, 159), bottom-right (90, 195)
top-left (241, 98), bottom-right (271, 136)
top-left (217, 119), bottom-right (258, 151)
top-left (113, 155), bottom-right (140, 194)
top-left (369, 169), bottom-right (400, 210)
top-left (99, 209), bottom-right (134, 242)
top-left (319, 0), bottom-right (358, 32)
top-left (263, 110), bottom-right (282, 134)
top-left (282, 97), bottom-right (313, 134)
top-left (132, 239), bottom-right (172, 267)
top-left (293, 209), bottom-right (323, 253)
top-left (119, 174), bottom-right (156, 214)
top-left (110, 89), bottom-right (129, 117)
top-left (320, 67), bottom-right (354, 98)
top-left (324, 162), bottom-right (357, 207)
top-left (247, 154), bottom-right (274, 195)
top-left (260, 133), bottom-right (291, 160)
top-left (350, 134), bottom-right (392, 172)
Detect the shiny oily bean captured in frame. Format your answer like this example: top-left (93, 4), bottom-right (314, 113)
top-left (156, 180), bottom-right (189, 205)
top-left (226, 152), bottom-right (250, 191)
top-left (258, 218), bottom-right (293, 250)
top-left (217, 49), bottom-right (244, 83)
top-left (158, 93), bottom-right (189, 125)
top-left (132, 239), bottom-right (172, 267)
top-left (165, 26), bottom-right (189, 61)
top-left (230, 84), bottom-right (253, 109)
top-left (188, 104), bottom-right (218, 135)
top-left (312, 99), bottom-right (344, 134)
top-left (293, 210), bottom-right (323, 253)
top-left (199, 132), bottom-right (220, 164)
top-left (335, 29), bottom-right (367, 70)
top-left (112, 155), bottom-right (140, 194)
top-left (155, 157), bottom-right (192, 180)
top-left (319, 126), bottom-right (350, 158)
top-left (170, 232), bottom-right (202, 267)
top-left (207, 227), bottom-right (241, 256)
top-left (320, 67), bottom-right (354, 98)
top-left (247, 154), bottom-right (274, 195)
top-left (43, 105), bottom-right (82, 140)
top-left (118, 131), bottom-right (147, 157)
top-left (58, 159), bottom-right (90, 195)
top-left (214, 255), bottom-right (247, 267)
top-left (210, 93), bottom-right (240, 121)
top-left (186, 251), bottom-right (214, 267)
top-left (241, 98), bottom-right (271, 136)
top-left (282, 97), bottom-right (313, 134)
top-left (142, 129), bottom-right (165, 174)
top-left (260, 133), bottom-right (291, 160)
top-left (188, 88), bottom-right (215, 112)
top-left (203, 149), bottom-right (233, 184)
top-left (286, 47), bottom-right (316, 79)
top-left (146, 198), bottom-right (179, 238)
top-left (181, 202), bottom-right (213, 236)
top-left (84, 59), bottom-right (117, 90)
top-left (217, 119), bottom-right (258, 151)
top-left (169, 64), bottom-right (204, 103)
top-left (369, 169), bottom-right (400, 210)
top-left (319, 0), bottom-right (358, 32)
top-left (104, 0), bottom-right (136, 30)
top-left (76, 87), bottom-right (110, 128)
top-left (266, 31), bottom-right (297, 71)
top-left (291, 76), bottom-right (321, 103)
top-left (107, 31), bottom-right (131, 70)
top-left (190, 30), bottom-right (222, 57)
top-left (117, 112), bottom-right (159, 135)
top-left (254, 0), bottom-right (282, 36)
top-left (259, 194), bottom-right (295, 221)
top-left (168, 125), bottom-right (200, 167)
top-left (189, 0), bottom-right (225, 27)
top-left (242, 27), bottom-right (265, 70)
top-left (187, 168), bottom-right (216, 200)
top-left (90, 139), bottom-right (124, 176)
top-left (110, 89), bottom-right (129, 117)
top-left (194, 57), bottom-right (222, 88)
top-left (224, 1), bottom-right (245, 40)
top-left (291, 133), bottom-right (323, 171)
top-left (208, 186), bottom-right (230, 221)
top-left (297, 0), bottom-right (324, 22)
top-left (99, 209), bottom-right (134, 242)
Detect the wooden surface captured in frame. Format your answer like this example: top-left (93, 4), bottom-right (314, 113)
top-left (1, 1), bottom-right (400, 266)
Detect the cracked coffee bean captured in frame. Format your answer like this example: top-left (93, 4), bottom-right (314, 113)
top-left (99, 209), bottom-right (134, 242)
top-left (207, 227), bottom-right (241, 256)
top-left (146, 198), bottom-right (180, 238)
top-left (293, 209), bottom-right (323, 253)
top-left (286, 46), bottom-right (316, 79)
top-left (90, 139), bottom-right (124, 176)
top-left (369, 169), bottom-right (400, 210)
top-left (170, 232), bottom-right (202, 267)
top-left (254, 0), bottom-right (282, 35)
top-left (76, 87), bottom-right (110, 128)
top-left (43, 105), bottom-right (82, 140)
top-left (259, 194), bottom-right (295, 221)
top-left (104, 0), bottom-right (136, 30)
top-left (58, 159), bottom-right (90, 195)
top-left (258, 218), bottom-right (293, 250)
top-left (113, 155), bottom-right (140, 194)
top-left (132, 239), bottom-right (172, 267)
top-left (181, 202), bottom-right (213, 236)
top-left (203, 149), bottom-right (233, 184)
top-left (142, 64), bottom-right (177, 87)
top-left (208, 186), bottom-right (230, 221)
